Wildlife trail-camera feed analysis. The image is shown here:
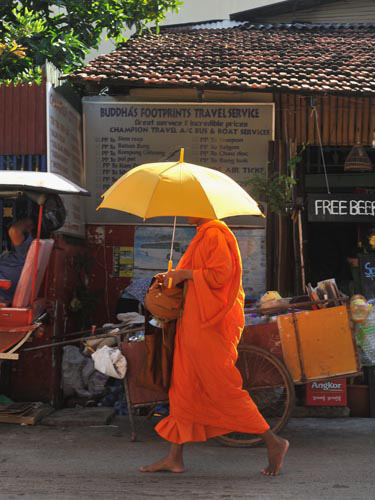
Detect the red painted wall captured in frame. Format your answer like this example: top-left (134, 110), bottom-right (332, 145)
top-left (86, 224), bottom-right (136, 326)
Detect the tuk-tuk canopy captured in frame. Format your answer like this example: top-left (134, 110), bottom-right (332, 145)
top-left (0, 171), bottom-right (88, 196)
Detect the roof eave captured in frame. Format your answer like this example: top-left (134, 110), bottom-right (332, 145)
top-left (230, 0), bottom-right (338, 22)
top-left (67, 77), bottom-right (375, 99)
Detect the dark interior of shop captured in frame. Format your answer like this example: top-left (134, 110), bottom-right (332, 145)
top-left (306, 222), bottom-right (359, 294)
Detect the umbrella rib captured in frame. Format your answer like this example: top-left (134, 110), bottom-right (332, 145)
top-left (143, 166), bottom-right (175, 219)
top-left (192, 176), bottom-right (217, 218)
top-left (143, 161), bottom-right (185, 219)
top-left (143, 163), bottom-right (217, 219)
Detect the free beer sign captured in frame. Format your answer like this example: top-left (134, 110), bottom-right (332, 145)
top-left (308, 194), bottom-right (375, 222)
top-left (306, 378), bottom-right (347, 406)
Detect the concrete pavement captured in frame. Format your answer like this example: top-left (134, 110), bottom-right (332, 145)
top-left (1, 416), bottom-right (374, 500)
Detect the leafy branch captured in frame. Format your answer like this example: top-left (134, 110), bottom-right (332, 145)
top-left (247, 145), bottom-right (306, 215)
top-left (0, 0), bottom-right (182, 84)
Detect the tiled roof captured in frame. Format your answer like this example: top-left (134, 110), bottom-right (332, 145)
top-left (70, 24), bottom-right (375, 95)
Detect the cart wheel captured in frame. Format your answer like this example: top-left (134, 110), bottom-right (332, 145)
top-left (216, 345), bottom-right (295, 448)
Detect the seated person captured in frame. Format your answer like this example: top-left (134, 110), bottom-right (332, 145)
top-left (0, 217), bottom-right (34, 307)
top-left (116, 277), bottom-right (151, 315)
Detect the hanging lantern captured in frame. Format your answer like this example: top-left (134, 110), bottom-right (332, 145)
top-left (344, 144), bottom-right (372, 172)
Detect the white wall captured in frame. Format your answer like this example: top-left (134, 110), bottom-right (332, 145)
top-left (251, 0), bottom-right (375, 23)
top-left (86, 0), bottom-right (282, 62)
top-left (161, 0), bottom-right (282, 25)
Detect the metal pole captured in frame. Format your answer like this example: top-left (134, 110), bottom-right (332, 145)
top-left (123, 375), bottom-right (137, 441)
top-left (244, 297), bottom-right (349, 316)
top-left (49, 322), bottom-right (129, 341)
top-left (30, 203), bottom-right (43, 304)
top-left (22, 325), bottom-right (145, 352)
top-left (297, 210), bottom-right (306, 291)
top-left (292, 308), bottom-right (307, 383)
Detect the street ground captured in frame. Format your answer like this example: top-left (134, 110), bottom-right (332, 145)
top-left (0, 415), bottom-right (374, 500)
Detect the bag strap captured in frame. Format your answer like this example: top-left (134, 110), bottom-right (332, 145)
top-left (161, 280), bottom-right (188, 346)
top-left (179, 280), bottom-right (188, 320)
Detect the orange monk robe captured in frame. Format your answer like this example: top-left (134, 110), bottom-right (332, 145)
top-left (156, 220), bottom-right (270, 444)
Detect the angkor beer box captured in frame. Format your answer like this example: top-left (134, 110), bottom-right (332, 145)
top-left (306, 377), bottom-right (347, 406)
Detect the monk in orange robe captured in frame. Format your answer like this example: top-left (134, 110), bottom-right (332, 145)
top-left (140, 218), bottom-right (289, 476)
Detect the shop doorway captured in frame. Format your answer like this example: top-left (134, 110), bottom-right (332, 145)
top-left (306, 221), bottom-right (359, 295)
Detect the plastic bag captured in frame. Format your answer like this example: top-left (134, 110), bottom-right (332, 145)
top-left (87, 371), bottom-right (109, 396)
top-left (355, 301), bottom-right (375, 365)
top-left (61, 346), bottom-right (109, 398)
top-left (91, 345), bottom-right (127, 379)
top-left (61, 346), bottom-right (90, 398)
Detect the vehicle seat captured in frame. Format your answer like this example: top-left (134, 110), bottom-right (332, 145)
top-left (12, 239), bottom-right (54, 308)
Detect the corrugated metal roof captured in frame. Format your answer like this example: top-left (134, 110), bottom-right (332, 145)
top-left (231, 0), bottom-right (336, 21)
top-left (0, 80), bottom-right (47, 155)
top-left (160, 19), bottom-right (246, 31)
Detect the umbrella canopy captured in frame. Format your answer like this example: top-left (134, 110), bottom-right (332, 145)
top-left (97, 154), bottom-right (263, 220)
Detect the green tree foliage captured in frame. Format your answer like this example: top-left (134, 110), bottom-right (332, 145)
top-left (248, 145), bottom-right (306, 215)
top-left (0, 0), bottom-right (181, 84)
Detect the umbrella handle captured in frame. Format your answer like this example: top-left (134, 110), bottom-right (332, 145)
top-left (167, 215), bottom-right (177, 289)
top-left (167, 259), bottom-right (173, 288)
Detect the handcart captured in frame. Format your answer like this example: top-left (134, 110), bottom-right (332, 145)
top-left (216, 298), bottom-right (360, 447)
top-left (122, 297), bottom-right (360, 447)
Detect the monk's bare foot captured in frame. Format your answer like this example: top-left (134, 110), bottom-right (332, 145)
top-left (261, 436), bottom-right (289, 476)
top-left (140, 456), bottom-right (184, 473)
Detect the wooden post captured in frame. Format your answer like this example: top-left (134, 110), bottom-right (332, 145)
top-left (298, 210), bottom-right (306, 292)
top-left (348, 97), bottom-right (356, 145)
top-left (361, 97), bottom-right (370, 145)
top-left (355, 97), bottom-right (364, 144)
top-left (322, 95), bottom-right (330, 145)
top-left (300, 96), bottom-right (307, 144)
top-left (368, 98), bottom-right (375, 146)
top-left (336, 96), bottom-right (344, 145)
top-left (342, 96), bottom-right (349, 145)
top-left (329, 95), bottom-right (337, 146)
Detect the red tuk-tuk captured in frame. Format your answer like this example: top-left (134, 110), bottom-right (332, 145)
top-left (0, 171), bottom-right (88, 361)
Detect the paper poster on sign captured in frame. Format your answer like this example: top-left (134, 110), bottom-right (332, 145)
top-left (112, 246), bottom-right (134, 277)
top-left (47, 84), bottom-right (86, 236)
top-left (233, 228), bottom-right (266, 299)
top-left (133, 226), bottom-right (266, 298)
top-left (83, 98), bottom-right (274, 225)
top-left (133, 226), bottom-right (195, 279)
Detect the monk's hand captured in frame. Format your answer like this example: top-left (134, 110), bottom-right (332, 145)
top-left (150, 273), bottom-right (166, 290)
top-left (163, 269), bottom-right (187, 288)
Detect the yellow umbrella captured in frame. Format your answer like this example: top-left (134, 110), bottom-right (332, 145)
top-left (98, 149), bottom-right (263, 219)
top-left (97, 149), bottom-right (264, 282)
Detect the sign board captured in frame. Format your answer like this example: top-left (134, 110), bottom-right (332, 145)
top-left (359, 254), bottom-right (375, 299)
top-left (308, 194), bottom-right (375, 222)
top-left (133, 226), bottom-right (266, 298)
top-left (306, 378), bottom-right (347, 406)
top-left (47, 84), bottom-right (86, 236)
top-left (82, 98), bottom-right (274, 224)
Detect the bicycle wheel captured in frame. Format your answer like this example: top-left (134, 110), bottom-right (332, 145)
top-left (216, 345), bottom-right (295, 447)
